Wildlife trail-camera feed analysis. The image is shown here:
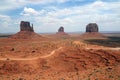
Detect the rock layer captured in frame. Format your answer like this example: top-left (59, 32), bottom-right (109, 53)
top-left (86, 23), bottom-right (98, 32)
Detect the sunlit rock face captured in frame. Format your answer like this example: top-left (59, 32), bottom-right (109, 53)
top-left (86, 23), bottom-right (99, 32)
top-left (20, 21), bottom-right (34, 32)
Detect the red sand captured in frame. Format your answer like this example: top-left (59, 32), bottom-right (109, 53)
top-left (0, 33), bottom-right (120, 80)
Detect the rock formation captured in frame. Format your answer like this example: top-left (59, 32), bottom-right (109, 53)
top-left (20, 21), bottom-right (34, 32)
top-left (56, 26), bottom-right (68, 36)
top-left (80, 23), bottom-right (106, 39)
top-left (58, 26), bottom-right (64, 32)
top-left (10, 21), bottom-right (46, 40)
top-left (86, 23), bottom-right (98, 32)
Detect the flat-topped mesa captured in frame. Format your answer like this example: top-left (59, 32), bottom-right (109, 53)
top-left (20, 21), bottom-right (34, 32)
top-left (10, 21), bottom-right (47, 40)
top-left (58, 26), bottom-right (64, 32)
top-left (86, 23), bottom-right (99, 33)
top-left (80, 23), bottom-right (106, 39)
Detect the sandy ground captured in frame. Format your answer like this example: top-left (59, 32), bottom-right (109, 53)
top-left (0, 33), bottom-right (120, 80)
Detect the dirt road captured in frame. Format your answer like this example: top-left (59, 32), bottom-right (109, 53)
top-left (0, 47), bottom-right (63, 61)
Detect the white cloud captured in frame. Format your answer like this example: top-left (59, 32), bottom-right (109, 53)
top-left (0, 14), bottom-right (19, 33)
top-left (57, 0), bottom-right (69, 3)
top-left (50, 1), bottom-right (119, 32)
top-left (91, 0), bottom-right (105, 8)
top-left (0, 0), bottom-right (71, 12)
top-left (0, 15), bottom-right (10, 19)
top-left (18, 0), bottom-right (120, 32)
top-left (1, 0), bottom-right (120, 33)
top-left (0, 0), bottom-right (26, 11)
top-left (0, 15), bottom-right (12, 27)
top-left (21, 7), bottom-right (39, 16)
top-left (28, 0), bottom-right (69, 4)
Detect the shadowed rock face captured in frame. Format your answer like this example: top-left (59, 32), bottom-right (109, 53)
top-left (20, 21), bottom-right (34, 32)
top-left (86, 23), bottom-right (98, 32)
top-left (56, 26), bottom-right (69, 36)
top-left (58, 26), bottom-right (64, 32)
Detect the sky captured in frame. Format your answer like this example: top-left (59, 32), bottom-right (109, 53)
top-left (0, 0), bottom-right (120, 33)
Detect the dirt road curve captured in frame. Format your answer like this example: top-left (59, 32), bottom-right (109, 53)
top-left (0, 47), bottom-right (119, 61)
top-left (0, 47), bottom-right (63, 61)
top-left (41, 47), bottom-right (63, 58)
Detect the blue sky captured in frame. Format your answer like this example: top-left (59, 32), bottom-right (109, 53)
top-left (0, 0), bottom-right (120, 33)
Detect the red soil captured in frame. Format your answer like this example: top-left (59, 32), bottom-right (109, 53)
top-left (80, 32), bottom-right (107, 39)
top-left (10, 31), bottom-right (46, 40)
top-left (0, 34), bottom-right (120, 80)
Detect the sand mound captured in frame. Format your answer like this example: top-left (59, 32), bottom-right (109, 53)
top-left (46, 32), bottom-right (70, 39)
top-left (10, 31), bottom-right (46, 40)
top-left (56, 32), bottom-right (69, 35)
top-left (56, 32), bottom-right (70, 37)
top-left (80, 32), bottom-right (107, 39)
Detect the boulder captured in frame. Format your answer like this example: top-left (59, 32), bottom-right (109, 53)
top-left (86, 23), bottom-right (98, 32)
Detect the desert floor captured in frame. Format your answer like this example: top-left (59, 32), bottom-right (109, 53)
top-left (0, 33), bottom-right (120, 80)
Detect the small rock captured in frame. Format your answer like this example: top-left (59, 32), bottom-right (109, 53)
top-left (6, 58), bottom-right (10, 60)
top-left (10, 48), bottom-right (14, 51)
top-left (59, 78), bottom-right (65, 80)
top-left (32, 50), bottom-right (35, 53)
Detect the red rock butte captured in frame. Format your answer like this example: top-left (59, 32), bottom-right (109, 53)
top-left (80, 23), bottom-right (106, 39)
top-left (20, 21), bottom-right (34, 32)
top-left (10, 21), bottom-right (45, 40)
top-left (86, 23), bottom-right (99, 32)
top-left (56, 26), bottom-right (68, 35)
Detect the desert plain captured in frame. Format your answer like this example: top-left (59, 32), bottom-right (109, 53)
top-left (0, 32), bottom-right (120, 80)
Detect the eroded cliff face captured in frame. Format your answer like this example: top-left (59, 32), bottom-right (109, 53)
top-left (20, 21), bottom-right (34, 32)
top-left (86, 23), bottom-right (98, 32)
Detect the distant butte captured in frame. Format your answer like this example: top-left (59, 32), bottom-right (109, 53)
top-left (86, 23), bottom-right (99, 32)
top-left (58, 26), bottom-right (64, 32)
top-left (20, 21), bottom-right (34, 32)
top-left (10, 21), bottom-right (45, 40)
top-left (56, 26), bottom-right (68, 35)
top-left (80, 23), bottom-right (106, 39)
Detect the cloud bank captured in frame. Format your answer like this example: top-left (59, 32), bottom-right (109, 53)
top-left (0, 0), bottom-right (120, 33)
